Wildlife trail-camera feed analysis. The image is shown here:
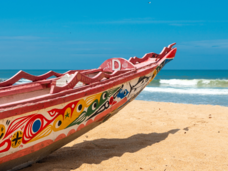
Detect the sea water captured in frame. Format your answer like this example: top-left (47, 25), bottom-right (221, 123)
top-left (0, 70), bottom-right (228, 107)
top-left (137, 70), bottom-right (228, 107)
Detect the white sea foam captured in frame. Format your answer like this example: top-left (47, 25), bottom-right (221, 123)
top-left (158, 79), bottom-right (228, 87)
top-left (160, 79), bottom-right (198, 86)
top-left (143, 87), bottom-right (228, 95)
top-left (15, 79), bottom-right (32, 85)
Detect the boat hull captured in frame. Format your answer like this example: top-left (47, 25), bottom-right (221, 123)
top-left (0, 70), bottom-right (156, 171)
top-left (0, 114), bottom-right (117, 171)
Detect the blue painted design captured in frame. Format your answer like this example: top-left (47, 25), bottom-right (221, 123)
top-left (117, 89), bottom-right (129, 99)
top-left (164, 58), bottom-right (173, 65)
top-left (32, 120), bottom-right (41, 133)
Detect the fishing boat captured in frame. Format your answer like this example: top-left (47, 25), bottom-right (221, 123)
top-left (0, 43), bottom-right (176, 171)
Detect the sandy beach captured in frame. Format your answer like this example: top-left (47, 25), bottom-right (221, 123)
top-left (20, 100), bottom-right (228, 171)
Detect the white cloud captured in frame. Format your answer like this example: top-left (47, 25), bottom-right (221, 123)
top-left (73, 18), bottom-right (228, 25)
top-left (65, 41), bottom-right (120, 44)
top-left (179, 40), bottom-right (228, 49)
top-left (0, 36), bottom-right (41, 40)
top-left (169, 23), bottom-right (192, 26)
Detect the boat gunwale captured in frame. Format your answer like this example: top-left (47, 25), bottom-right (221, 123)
top-left (0, 69), bottom-right (104, 101)
top-left (0, 45), bottom-right (176, 119)
top-left (0, 68), bottom-right (102, 91)
top-left (0, 63), bottom-right (156, 118)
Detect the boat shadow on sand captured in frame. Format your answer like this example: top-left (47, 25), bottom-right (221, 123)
top-left (20, 129), bottom-right (180, 171)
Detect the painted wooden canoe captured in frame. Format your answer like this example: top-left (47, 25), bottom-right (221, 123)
top-left (0, 43), bottom-right (176, 171)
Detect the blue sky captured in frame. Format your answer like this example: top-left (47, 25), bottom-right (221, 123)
top-left (0, 0), bottom-right (228, 70)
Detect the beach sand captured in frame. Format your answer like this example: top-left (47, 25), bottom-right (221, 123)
top-left (21, 100), bottom-right (228, 171)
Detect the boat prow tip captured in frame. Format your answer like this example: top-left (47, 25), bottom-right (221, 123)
top-left (168, 43), bottom-right (176, 49)
top-left (166, 47), bottom-right (177, 59)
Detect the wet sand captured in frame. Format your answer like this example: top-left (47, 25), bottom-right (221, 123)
top-left (21, 100), bottom-right (228, 171)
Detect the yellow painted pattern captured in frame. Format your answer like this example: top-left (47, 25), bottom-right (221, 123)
top-left (27, 92), bottom-right (103, 143)
top-left (149, 69), bottom-right (157, 83)
top-left (0, 124), bottom-right (5, 140)
top-left (11, 131), bottom-right (23, 148)
top-left (52, 99), bottom-right (86, 132)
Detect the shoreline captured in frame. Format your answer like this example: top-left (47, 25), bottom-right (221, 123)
top-left (136, 99), bottom-right (228, 108)
top-left (21, 100), bottom-right (228, 171)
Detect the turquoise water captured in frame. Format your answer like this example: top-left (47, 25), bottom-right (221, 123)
top-left (0, 70), bottom-right (228, 107)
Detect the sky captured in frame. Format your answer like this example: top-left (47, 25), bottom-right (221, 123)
top-left (0, 0), bottom-right (228, 70)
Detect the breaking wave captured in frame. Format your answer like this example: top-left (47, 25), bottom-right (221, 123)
top-left (15, 79), bottom-right (32, 85)
top-left (0, 78), bottom-right (32, 85)
top-left (149, 79), bottom-right (228, 88)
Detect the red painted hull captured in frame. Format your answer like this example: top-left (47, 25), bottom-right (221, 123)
top-left (0, 43), bottom-right (176, 171)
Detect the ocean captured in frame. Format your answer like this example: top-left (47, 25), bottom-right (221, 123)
top-left (0, 70), bottom-right (228, 107)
